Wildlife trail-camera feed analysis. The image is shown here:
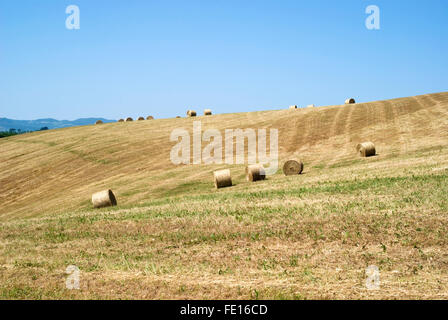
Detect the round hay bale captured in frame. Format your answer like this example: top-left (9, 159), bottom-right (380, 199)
top-left (289, 105), bottom-right (297, 109)
top-left (283, 160), bottom-right (304, 175)
top-left (213, 169), bottom-right (232, 189)
top-left (176, 116), bottom-right (181, 118)
top-left (138, 116), bottom-right (145, 121)
top-left (357, 142), bottom-right (376, 157)
top-left (146, 116), bottom-right (154, 120)
top-left (345, 98), bottom-right (356, 104)
top-left (246, 164), bottom-right (266, 182)
top-left (91, 189), bottom-right (117, 209)
top-left (95, 120), bottom-right (103, 125)
top-left (118, 119), bottom-right (124, 122)
top-left (187, 110), bottom-right (197, 117)
top-left (204, 109), bottom-right (212, 116)
top-left (125, 117), bottom-right (133, 122)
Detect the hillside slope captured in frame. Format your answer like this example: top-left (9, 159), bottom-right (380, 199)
top-left (1, 92), bottom-right (447, 221)
top-left (1, 92), bottom-right (448, 299)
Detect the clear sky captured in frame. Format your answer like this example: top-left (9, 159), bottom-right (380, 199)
top-left (0, 0), bottom-right (447, 120)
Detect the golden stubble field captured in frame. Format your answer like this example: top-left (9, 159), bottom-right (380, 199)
top-left (0, 92), bottom-right (448, 299)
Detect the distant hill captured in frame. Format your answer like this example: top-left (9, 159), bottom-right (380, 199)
top-left (0, 117), bottom-right (115, 132)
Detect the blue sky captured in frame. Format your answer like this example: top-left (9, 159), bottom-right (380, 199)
top-left (0, 0), bottom-right (447, 120)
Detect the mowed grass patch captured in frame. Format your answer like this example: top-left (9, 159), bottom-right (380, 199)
top-left (1, 164), bottom-right (448, 299)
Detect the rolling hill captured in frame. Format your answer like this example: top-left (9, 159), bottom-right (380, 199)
top-left (0, 92), bottom-right (448, 299)
top-left (0, 117), bottom-right (115, 132)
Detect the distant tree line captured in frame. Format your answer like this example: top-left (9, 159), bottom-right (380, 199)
top-left (0, 127), bottom-right (48, 138)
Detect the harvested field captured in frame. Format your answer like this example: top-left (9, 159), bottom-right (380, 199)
top-left (1, 92), bottom-right (448, 299)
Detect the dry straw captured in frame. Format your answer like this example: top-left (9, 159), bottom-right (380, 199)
top-left (246, 164), bottom-right (266, 182)
top-left (345, 98), bottom-right (356, 104)
top-left (95, 120), bottom-right (103, 124)
top-left (283, 160), bottom-right (304, 175)
top-left (356, 142), bottom-right (376, 157)
top-left (213, 169), bottom-right (232, 189)
top-left (204, 109), bottom-right (212, 116)
top-left (125, 117), bottom-right (133, 122)
top-left (187, 110), bottom-right (197, 117)
top-left (146, 116), bottom-right (154, 120)
top-left (91, 189), bottom-right (117, 208)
